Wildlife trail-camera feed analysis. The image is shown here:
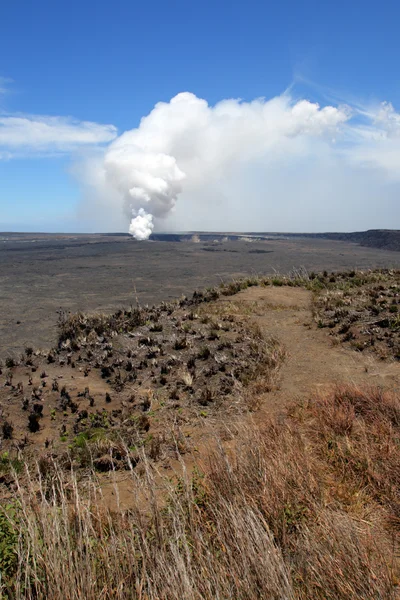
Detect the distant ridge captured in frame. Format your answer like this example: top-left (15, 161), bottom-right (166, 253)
top-left (280, 230), bottom-right (400, 252)
top-left (150, 229), bottom-right (400, 252)
top-left (1, 229), bottom-right (399, 252)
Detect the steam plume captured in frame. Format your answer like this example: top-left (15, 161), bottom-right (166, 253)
top-left (129, 208), bottom-right (154, 240)
top-left (80, 92), bottom-right (400, 237)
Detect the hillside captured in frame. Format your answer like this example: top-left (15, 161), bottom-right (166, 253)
top-left (150, 229), bottom-right (400, 252)
top-left (1, 270), bottom-right (400, 599)
top-left (293, 229), bottom-right (400, 252)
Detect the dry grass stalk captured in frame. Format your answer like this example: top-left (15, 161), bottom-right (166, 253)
top-left (2, 385), bottom-right (399, 599)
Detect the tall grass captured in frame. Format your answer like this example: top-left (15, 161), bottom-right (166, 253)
top-left (1, 384), bottom-right (399, 598)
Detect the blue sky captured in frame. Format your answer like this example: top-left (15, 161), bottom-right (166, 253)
top-left (1, 0), bottom-right (400, 233)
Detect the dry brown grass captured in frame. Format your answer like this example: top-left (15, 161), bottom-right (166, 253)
top-left (241, 325), bottom-right (286, 410)
top-left (3, 271), bottom-right (400, 598)
top-left (1, 384), bottom-right (399, 599)
top-left (305, 385), bottom-right (400, 528)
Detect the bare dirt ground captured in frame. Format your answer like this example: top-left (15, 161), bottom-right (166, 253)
top-left (2, 272), bottom-right (400, 598)
top-left (2, 233), bottom-right (400, 358)
top-left (74, 286), bottom-right (400, 508)
top-left (3, 280), bottom-right (400, 599)
top-left (225, 285), bottom-right (400, 415)
top-left (1, 279), bottom-right (400, 514)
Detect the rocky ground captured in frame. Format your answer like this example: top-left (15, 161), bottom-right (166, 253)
top-left (0, 280), bottom-right (284, 496)
top-left (314, 270), bottom-right (400, 359)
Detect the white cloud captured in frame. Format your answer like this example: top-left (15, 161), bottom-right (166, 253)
top-left (336, 101), bottom-right (400, 182)
top-left (0, 114), bottom-right (117, 156)
top-left (81, 92), bottom-right (355, 237)
top-left (3, 87), bottom-right (399, 234)
top-left (80, 90), bottom-right (400, 236)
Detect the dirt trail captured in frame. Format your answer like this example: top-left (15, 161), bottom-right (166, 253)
top-left (234, 286), bottom-right (400, 413)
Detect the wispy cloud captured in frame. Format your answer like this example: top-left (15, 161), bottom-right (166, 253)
top-left (0, 75), bottom-right (117, 157)
top-left (0, 114), bottom-right (117, 156)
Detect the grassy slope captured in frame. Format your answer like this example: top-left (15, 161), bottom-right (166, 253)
top-left (1, 269), bottom-right (400, 599)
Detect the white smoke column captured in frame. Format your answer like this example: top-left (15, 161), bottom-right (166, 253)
top-left (103, 127), bottom-right (186, 239)
top-left (82, 92), bottom-right (400, 235)
top-left (129, 208), bottom-right (154, 240)
top-left (95, 92), bottom-right (351, 239)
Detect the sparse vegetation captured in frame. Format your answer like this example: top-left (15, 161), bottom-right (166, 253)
top-left (5, 357), bottom-right (15, 369)
top-left (1, 269), bottom-right (400, 598)
top-left (1, 420), bottom-right (13, 440)
top-left (0, 384), bottom-right (399, 599)
top-left (313, 269), bottom-right (400, 358)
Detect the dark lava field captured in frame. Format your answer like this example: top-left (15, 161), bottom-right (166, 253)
top-left (1, 232), bottom-right (400, 357)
